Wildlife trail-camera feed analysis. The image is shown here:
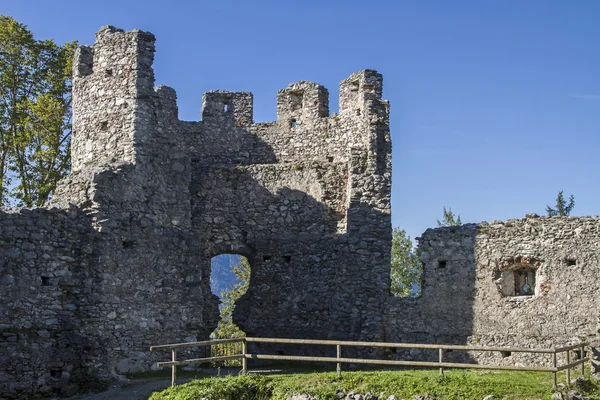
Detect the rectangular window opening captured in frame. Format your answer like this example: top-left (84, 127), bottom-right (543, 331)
top-left (362, 84), bottom-right (374, 93)
top-left (122, 240), bottom-right (136, 249)
top-left (574, 349), bottom-right (585, 360)
top-left (514, 269), bottom-right (535, 296)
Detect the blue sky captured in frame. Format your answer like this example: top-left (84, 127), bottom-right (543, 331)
top-left (6, 0), bottom-right (599, 240)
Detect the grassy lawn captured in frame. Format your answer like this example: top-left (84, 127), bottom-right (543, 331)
top-left (148, 368), bottom-right (600, 400)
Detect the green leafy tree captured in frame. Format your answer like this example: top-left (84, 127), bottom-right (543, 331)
top-left (546, 190), bottom-right (575, 216)
top-left (0, 15), bottom-right (75, 207)
top-left (437, 206), bottom-right (462, 227)
top-left (390, 227), bottom-right (422, 297)
top-left (211, 256), bottom-right (250, 365)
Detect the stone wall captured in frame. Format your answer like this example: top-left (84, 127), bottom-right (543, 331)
top-left (0, 203), bottom-right (216, 398)
top-left (0, 24), bottom-right (598, 399)
top-left (384, 215), bottom-right (600, 366)
top-left (0, 26), bottom-right (391, 398)
top-left (0, 208), bottom-right (95, 396)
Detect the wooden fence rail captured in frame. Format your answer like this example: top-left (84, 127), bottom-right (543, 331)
top-left (150, 337), bottom-right (588, 389)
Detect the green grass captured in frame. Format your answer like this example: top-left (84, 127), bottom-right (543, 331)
top-left (148, 368), bottom-right (600, 400)
top-left (125, 369), bottom-right (210, 380)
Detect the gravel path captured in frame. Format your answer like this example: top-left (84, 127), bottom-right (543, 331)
top-left (63, 378), bottom-right (191, 400)
top-left (51, 367), bottom-right (288, 400)
top-left (62, 368), bottom-right (246, 400)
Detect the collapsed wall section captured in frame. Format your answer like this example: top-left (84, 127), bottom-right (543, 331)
top-left (469, 216), bottom-right (599, 358)
top-left (384, 215), bottom-right (600, 365)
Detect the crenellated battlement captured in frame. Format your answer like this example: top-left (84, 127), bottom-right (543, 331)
top-left (276, 81), bottom-right (329, 127)
top-left (71, 26), bottom-right (390, 173)
top-left (72, 25), bottom-right (156, 85)
top-left (202, 90), bottom-right (254, 127)
top-left (73, 25), bottom-right (156, 78)
top-left (339, 69), bottom-right (383, 115)
top-left (71, 26), bottom-right (156, 171)
top-left (151, 73), bottom-right (383, 131)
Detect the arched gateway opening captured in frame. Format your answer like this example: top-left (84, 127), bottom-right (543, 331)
top-left (209, 254), bottom-right (250, 365)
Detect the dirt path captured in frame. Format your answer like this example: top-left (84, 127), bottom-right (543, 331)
top-left (63, 378), bottom-right (191, 400)
top-left (58, 368), bottom-right (287, 400)
top-left (62, 368), bottom-right (245, 400)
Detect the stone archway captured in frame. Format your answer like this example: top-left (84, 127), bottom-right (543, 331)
top-left (209, 252), bottom-right (251, 365)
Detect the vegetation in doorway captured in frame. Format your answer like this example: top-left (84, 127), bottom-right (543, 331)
top-left (210, 256), bottom-right (250, 366)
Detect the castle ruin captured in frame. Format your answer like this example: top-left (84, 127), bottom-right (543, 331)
top-left (0, 26), bottom-right (597, 398)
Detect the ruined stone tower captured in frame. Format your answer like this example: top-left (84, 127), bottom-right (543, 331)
top-left (0, 26), bottom-right (392, 396)
top-left (62, 26), bottom-right (393, 343)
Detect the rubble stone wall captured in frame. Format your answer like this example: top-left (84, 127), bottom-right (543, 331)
top-left (384, 216), bottom-right (600, 366)
top-left (1, 24), bottom-right (598, 399)
top-left (0, 26), bottom-right (391, 398)
top-left (0, 208), bottom-right (95, 396)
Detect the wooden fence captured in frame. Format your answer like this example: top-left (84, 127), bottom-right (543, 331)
top-left (150, 337), bottom-right (589, 389)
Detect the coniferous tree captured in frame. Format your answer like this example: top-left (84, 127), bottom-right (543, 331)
top-left (437, 206), bottom-right (462, 227)
top-left (546, 190), bottom-right (575, 216)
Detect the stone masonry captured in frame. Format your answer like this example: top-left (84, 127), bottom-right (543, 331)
top-left (0, 25), bottom-right (598, 398)
top-left (0, 26), bottom-right (391, 397)
top-left (385, 216), bottom-right (600, 366)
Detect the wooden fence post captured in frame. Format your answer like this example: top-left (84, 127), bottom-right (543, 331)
top-left (581, 344), bottom-right (585, 377)
top-left (336, 344), bottom-right (342, 377)
top-left (242, 339), bottom-right (247, 374)
top-left (566, 350), bottom-right (571, 386)
top-left (552, 351), bottom-right (557, 390)
top-left (171, 350), bottom-right (177, 387)
top-left (439, 348), bottom-right (444, 376)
